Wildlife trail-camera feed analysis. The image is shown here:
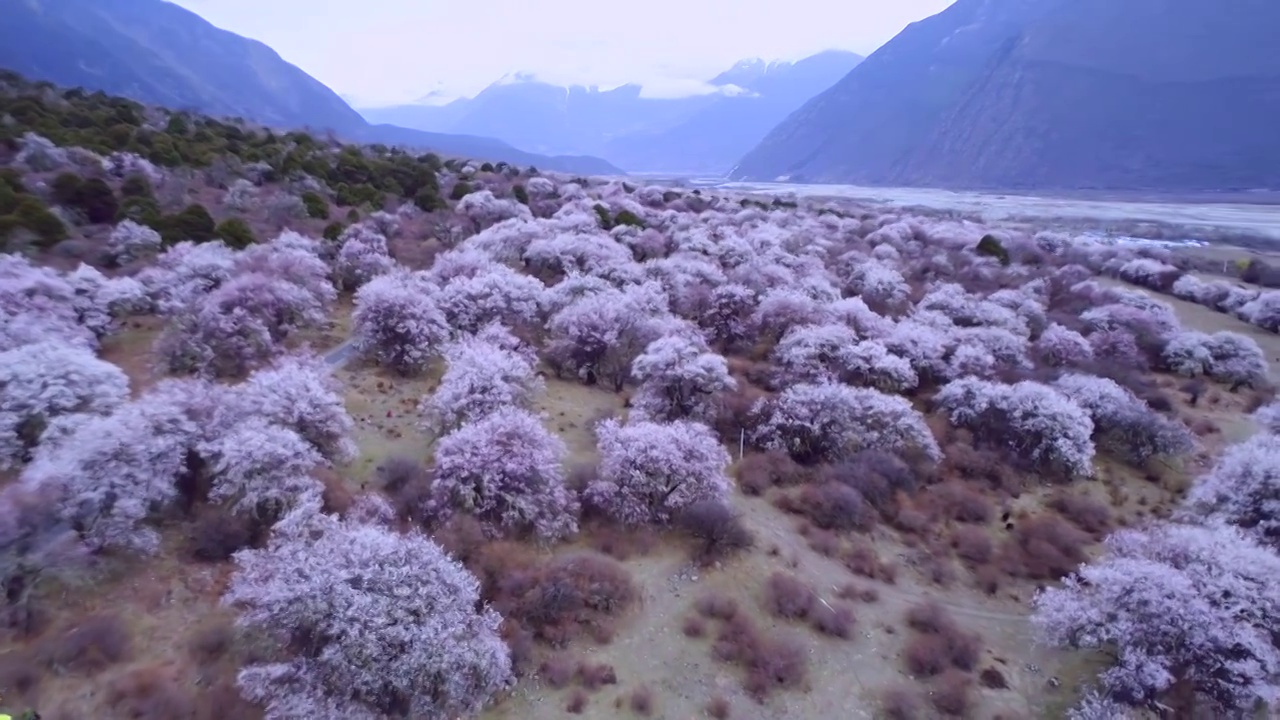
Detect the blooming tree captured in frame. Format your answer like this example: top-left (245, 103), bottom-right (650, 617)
top-left (771, 323), bottom-right (860, 383)
top-left (352, 272), bottom-right (450, 375)
top-left (0, 256), bottom-right (97, 352)
top-left (1205, 332), bottom-right (1268, 387)
top-left (241, 354), bottom-right (358, 464)
top-left (0, 481), bottom-right (89, 630)
top-left (545, 282), bottom-right (690, 391)
top-left (1053, 374), bottom-right (1194, 465)
top-left (631, 336), bottom-right (736, 423)
top-left (1184, 433), bottom-right (1280, 550)
top-left (0, 342), bottom-right (130, 470)
top-left (157, 270), bottom-right (331, 377)
top-left (334, 225), bottom-right (395, 290)
top-left (456, 189), bottom-right (533, 231)
top-left (585, 418), bottom-right (731, 525)
top-left (224, 504), bottom-right (513, 719)
top-left (224, 178), bottom-right (259, 212)
top-left (1236, 290), bottom-right (1280, 332)
top-left (430, 408), bottom-right (577, 539)
top-left (437, 266), bottom-right (546, 334)
top-left (138, 240), bottom-right (236, 314)
top-left (201, 418), bottom-right (325, 526)
top-left (935, 377), bottom-right (1095, 477)
top-left (20, 379), bottom-right (222, 553)
top-left (753, 383), bottom-right (941, 464)
top-left (1034, 323), bottom-right (1095, 367)
top-left (421, 338), bottom-right (543, 433)
top-left (698, 283), bottom-right (758, 350)
top-left (107, 220), bottom-right (163, 264)
top-left (751, 288), bottom-right (829, 344)
top-left (1031, 522), bottom-right (1280, 716)
top-left (1162, 331), bottom-right (1214, 377)
top-left (836, 259), bottom-right (910, 314)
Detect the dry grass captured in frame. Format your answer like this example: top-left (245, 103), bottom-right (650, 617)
top-left (99, 316), bottom-right (166, 393)
top-left (337, 363), bottom-right (441, 485)
top-left (532, 377), bottom-right (624, 463)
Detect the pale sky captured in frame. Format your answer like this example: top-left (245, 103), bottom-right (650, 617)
top-left (168, 0), bottom-right (955, 107)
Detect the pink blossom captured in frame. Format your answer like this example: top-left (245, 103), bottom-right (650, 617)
top-left (585, 418), bottom-right (730, 525)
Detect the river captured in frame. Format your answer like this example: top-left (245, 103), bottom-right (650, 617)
top-left (697, 181), bottom-right (1280, 243)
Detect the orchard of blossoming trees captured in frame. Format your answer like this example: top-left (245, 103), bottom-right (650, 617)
top-left (2, 88), bottom-right (1280, 718)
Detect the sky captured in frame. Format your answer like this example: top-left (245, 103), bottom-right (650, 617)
top-left (169, 0), bottom-right (955, 107)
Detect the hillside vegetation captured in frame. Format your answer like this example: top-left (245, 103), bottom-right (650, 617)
top-left (0, 75), bottom-right (1278, 720)
top-left (0, 0), bottom-right (619, 175)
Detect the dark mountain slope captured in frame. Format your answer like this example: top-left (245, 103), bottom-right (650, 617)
top-left (0, 0), bottom-right (620, 174)
top-left (731, 0), bottom-right (1280, 191)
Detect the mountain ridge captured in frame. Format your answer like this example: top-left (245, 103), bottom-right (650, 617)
top-left (730, 0), bottom-right (1280, 191)
top-left (0, 0), bottom-right (620, 175)
top-left (359, 50), bottom-right (863, 175)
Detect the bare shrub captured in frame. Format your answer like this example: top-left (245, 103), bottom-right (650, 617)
top-left (809, 601), bottom-right (856, 638)
top-left (376, 455), bottom-right (433, 523)
top-left (484, 549), bottom-right (637, 647)
top-left (836, 583), bottom-right (879, 603)
top-left (629, 684), bottom-right (655, 715)
top-left (187, 619), bottom-right (234, 666)
top-left (903, 634), bottom-right (949, 676)
top-left (743, 631), bottom-right (808, 702)
top-left (433, 515), bottom-right (489, 564)
top-left (42, 613), bottom-right (131, 674)
top-left (105, 664), bottom-right (197, 720)
top-left (923, 554), bottom-right (958, 587)
top-left (695, 592), bottom-right (740, 621)
top-left (319, 469), bottom-right (355, 515)
top-left (999, 514), bottom-right (1090, 579)
top-left (762, 572), bottom-right (816, 620)
top-left (805, 527), bottom-right (841, 557)
top-left (502, 622), bottom-right (536, 676)
top-left (930, 670), bottom-right (974, 716)
top-left (788, 483), bottom-right (874, 531)
top-left (824, 449), bottom-right (921, 517)
top-left (576, 661), bottom-right (618, 690)
top-left (938, 442), bottom-right (1022, 496)
top-left (880, 685), bottom-right (926, 720)
top-left (682, 615), bottom-right (707, 638)
top-left (974, 564), bottom-right (1001, 595)
top-left (188, 509), bottom-right (253, 561)
top-left (0, 650), bottom-right (41, 700)
top-left (1048, 491), bottom-right (1112, 536)
top-left (567, 688), bottom-right (589, 713)
top-left (891, 505), bottom-right (930, 535)
top-left (926, 482), bottom-right (994, 523)
top-left (979, 666), bottom-right (1009, 689)
top-left (676, 500), bottom-right (754, 565)
top-left (711, 614), bottom-right (809, 701)
top-left (950, 526), bottom-right (994, 565)
top-left (735, 450), bottom-right (809, 495)
top-left (842, 540), bottom-right (896, 582)
top-left (585, 522), bottom-right (659, 561)
top-left (905, 601), bottom-right (951, 634)
top-left (537, 654), bottom-right (574, 688)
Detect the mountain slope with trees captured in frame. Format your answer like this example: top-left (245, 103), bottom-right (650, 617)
top-left (0, 0), bottom-right (619, 175)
